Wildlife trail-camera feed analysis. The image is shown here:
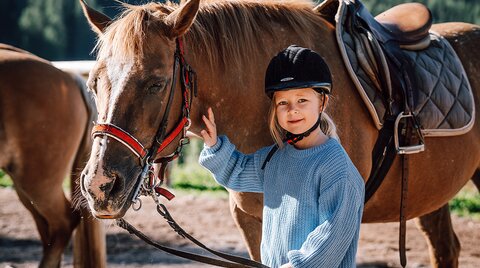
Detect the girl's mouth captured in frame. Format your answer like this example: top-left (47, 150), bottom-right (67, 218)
top-left (288, 119), bottom-right (303, 124)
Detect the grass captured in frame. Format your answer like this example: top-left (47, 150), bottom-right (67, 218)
top-left (448, 182), bottom-right (480, 219)
top-left (170, 161), bottom-right (225, 192)
top-left (0, 170), bottom-right (12, 187)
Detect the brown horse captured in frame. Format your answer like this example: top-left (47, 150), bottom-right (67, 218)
top-left (0, 44), bottom-right (106, 267)
top-left (79, 0), bottom-right (480, 267)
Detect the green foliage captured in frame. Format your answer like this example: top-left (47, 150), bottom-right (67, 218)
top-left (449, 188), bottom-right (480, 219)
top-left (1, 0), bottom-right (479, 60)
top-left (361, 0), bottom-right (480, 24)
top-left (18, 0), bottom-right (67, 59)
top-left (0, 170), bottom-right (13, 188)
top-left (170, 138), bottom-right (226, 192)
top-left (170, 160), bottom-right (226, 191)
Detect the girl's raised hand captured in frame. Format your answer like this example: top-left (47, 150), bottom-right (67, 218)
top-left (200, 107), bottom-right (217, 147)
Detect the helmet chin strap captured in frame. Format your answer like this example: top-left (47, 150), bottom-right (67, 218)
top-left (285, 113), bottom-right (322, 145)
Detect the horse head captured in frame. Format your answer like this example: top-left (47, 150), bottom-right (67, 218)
top-left (79, 0), bottom-right (200, 218)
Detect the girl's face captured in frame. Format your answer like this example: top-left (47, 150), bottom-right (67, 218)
top-left (274, 88), bottom-right (323, 134)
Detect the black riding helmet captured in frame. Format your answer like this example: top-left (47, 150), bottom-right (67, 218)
top-left (265, 45), bottom-right (332, 98)
top-left (261, 46), bottom-right (333, 169)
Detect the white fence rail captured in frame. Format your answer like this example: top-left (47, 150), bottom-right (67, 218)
top-left (52, 60), bottom-right (95, 78)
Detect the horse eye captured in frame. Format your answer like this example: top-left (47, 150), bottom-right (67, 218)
top-left (147, 81), bottom-right (166, 94)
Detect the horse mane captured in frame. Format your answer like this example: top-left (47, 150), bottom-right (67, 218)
top-left (96, 0), bottom-right (327, 69)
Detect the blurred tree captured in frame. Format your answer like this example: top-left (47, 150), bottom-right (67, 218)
top-left (0, 0), bottom-right (478, 60)
top-left (362, 0), bottom-right (480, 24)
top-left (0, 0), bottom-right (28, 48)
top-left (18, 0), bottom-right (66, 59)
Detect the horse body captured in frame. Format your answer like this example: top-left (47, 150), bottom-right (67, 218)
top-left (0, 44), bottom-right (105, 267)
top-left (79, 0), bottom-right (479, 266)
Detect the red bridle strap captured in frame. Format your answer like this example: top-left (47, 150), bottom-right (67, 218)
top-left (156, 117), bottom-right (188, 154)
top-left (92, 116), bottom-right (188, 161)
top-left (92, 124), bottom-right (148, 159)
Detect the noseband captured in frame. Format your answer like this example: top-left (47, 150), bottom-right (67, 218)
top-left (91, 38), bottom-right (197, 200)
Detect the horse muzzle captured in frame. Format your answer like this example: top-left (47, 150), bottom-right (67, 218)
top-left (80, 159), bottom-right (139, 219)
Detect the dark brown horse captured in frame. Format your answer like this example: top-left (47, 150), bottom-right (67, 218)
top-left (79, 0), bottom-right (480, 267)
top-left (0, 44), bottom-right (106, 267)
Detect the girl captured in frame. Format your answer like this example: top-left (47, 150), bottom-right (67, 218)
top-left (199, 45), bottom-right (364, 268)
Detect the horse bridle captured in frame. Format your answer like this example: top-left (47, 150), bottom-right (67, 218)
top-left (91, 38), bottom-right (196, 201)
top-left (90, 38), bottom-right (268, 268)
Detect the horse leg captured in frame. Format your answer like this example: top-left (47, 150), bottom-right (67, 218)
top-left (471, 169), bottom-right (480, 192)
top-left (14, 181), bottom-right (76, 268)
top-left (229, 194), bottom-right (262, 261)
top-left (414, 204), bottom-right (460, 268)
top-left (70, 131), bottom-right (106, 268)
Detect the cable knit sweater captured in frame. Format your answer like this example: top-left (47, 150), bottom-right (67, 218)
top-left (199, 136), bottom-right (364, 268)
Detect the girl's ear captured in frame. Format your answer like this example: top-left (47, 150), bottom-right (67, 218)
top-left (320, 94), bottom-right (329, 111)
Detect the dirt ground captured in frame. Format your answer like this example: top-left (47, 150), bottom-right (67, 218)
top-left (0, 187), bottom-right (479, 268)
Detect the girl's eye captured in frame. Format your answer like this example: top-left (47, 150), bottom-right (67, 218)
top-left (298, 99), bottom-right (307, 103)
top-left (277, 101), bottom-right (287, 106)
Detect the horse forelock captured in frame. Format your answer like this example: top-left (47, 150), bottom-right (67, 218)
top-left (95, 0), bottom-right (329, 71)
top-left (95, 2), bottom-right (175, 62)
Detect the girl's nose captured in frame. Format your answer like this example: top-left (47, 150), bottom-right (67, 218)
top-left (288, 106), bottom-right (299, 114)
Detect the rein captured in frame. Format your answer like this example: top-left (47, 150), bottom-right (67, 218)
top-left (117, 186), bottom-right (269, 268)
top-left (91, 38), bottom-right (268, 268)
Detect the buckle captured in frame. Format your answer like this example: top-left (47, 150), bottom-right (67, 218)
top-left (394, 112), bottom-right (425, 154)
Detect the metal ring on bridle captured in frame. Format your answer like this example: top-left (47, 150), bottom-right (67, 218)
top-left (185, 118), bottom-right (191, 130)
top-left (132, 198), bottom-right (142, 211)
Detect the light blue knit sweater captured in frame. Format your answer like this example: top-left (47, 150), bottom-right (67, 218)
top-left (199, 136), bottom-right (364, 268)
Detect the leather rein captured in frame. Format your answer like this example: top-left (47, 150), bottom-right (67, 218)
top-left (91, 38), bottom-right (268, 268)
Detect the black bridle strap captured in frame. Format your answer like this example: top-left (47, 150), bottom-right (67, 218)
top-left (148, 47), bottom-right (181, 160)
top-left (116, 204), bottom-right (269, 268)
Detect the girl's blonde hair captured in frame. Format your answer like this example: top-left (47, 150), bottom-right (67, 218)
top-left (268, 92), bottom-right (338, 148)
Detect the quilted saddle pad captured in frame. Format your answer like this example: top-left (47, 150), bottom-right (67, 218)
top-left (334, 0), bottom-right (475, 137)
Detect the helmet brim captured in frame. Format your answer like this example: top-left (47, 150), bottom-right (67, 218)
top-left (266, 82), bottom-right (331, 98)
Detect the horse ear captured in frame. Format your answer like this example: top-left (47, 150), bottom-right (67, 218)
top-left (79, 0), bottom-right (112, 35)
top-left (164, 0), bottom-right (200, 38)
top-left (313, 0), bottom-right (339, 25)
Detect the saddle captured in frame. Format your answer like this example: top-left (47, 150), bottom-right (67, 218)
top-left (323, 0), bottom-right (474, 139)
top-left (359, 2), bottom-right (432, 50)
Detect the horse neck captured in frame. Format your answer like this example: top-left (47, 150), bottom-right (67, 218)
top-left (182, 9), bottom-right (375, 154)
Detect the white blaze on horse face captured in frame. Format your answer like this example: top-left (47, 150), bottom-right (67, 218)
top-left (88, 58), bottom-right (135, 198)
top-left (105, 58), bottom-right (135, 122)
top-left (86, 138), bottom-right (109, 202)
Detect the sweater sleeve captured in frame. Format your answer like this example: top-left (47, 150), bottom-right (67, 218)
top-left (199, 135), bottom-right (266, 193)
top-left (287, 176), bottom-right (364, 268)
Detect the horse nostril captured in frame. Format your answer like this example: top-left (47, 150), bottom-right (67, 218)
top-left (80, 171), bottom-right (88, 195)
top-left (110, 173), bottom-right (125, 196)
top-left (100, 172), bottom-right (125, 197)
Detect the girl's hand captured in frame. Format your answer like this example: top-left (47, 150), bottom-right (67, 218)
top-left (280, 264), bottom-right (293, 268)
top-left (200, 107), bottom-right (217, 147)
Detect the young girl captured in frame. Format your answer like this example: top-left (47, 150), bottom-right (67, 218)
top-left (199, 45), bottom-right (364, 268)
